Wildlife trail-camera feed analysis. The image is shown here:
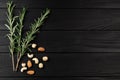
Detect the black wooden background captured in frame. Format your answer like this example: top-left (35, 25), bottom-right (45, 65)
top-left (1, 0), bottom-right (120, 80)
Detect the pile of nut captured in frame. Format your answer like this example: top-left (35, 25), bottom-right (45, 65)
top-left (20, 43), bottom-right (48, 75)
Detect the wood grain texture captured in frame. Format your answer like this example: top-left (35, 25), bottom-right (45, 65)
top-left (1, 53), bottom-right (120, 77)
top-left (2, 77), bottom-right (120, 80)
top-left (1, 31), bottom-right (120, 52)
top-left (1, 77), bottom-right (120, 80)
top-left (1, 9), bottom-right (120, 30)
top-left (0, 0), bottom-right (120, 79)
top-left (1, 0), bottom-right (120, 8)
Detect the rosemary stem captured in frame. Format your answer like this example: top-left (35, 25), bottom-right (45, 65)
top-left (11, 54), bottom-right (15, 71)
top-left (15, 54), bottom-right (21, 71)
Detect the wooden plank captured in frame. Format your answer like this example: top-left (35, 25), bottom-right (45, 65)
top-left (0, 77), bottom-right (120, 80)
top-left (1, 0), bottom-right (120, 8)
top-left (1, 9), bottom-right (120, 30)
top-left (1, 31), bottom-right (120, 52)
top-left (1, 53), bottom-right (120, 76)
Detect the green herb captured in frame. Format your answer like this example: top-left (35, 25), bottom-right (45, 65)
top-left (5, 1), bottom-right (50, 71)
top-left (15, 7), bottom-right (26, 71)
top-left (5, 1), bottom-right (18, 71)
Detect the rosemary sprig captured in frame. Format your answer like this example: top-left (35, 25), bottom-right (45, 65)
top-left (21, 9), bottom-right (50, 56)
top-left (16, 8), bottom-right (26, 53)
top-left (15, 8), bottom-right (26, 71)
top-left (15, 9), bottom-right (50, 71)
top-left (5, 1), bottom-right (50, 71)
top-left (5, 1), bottom-right (18, 71)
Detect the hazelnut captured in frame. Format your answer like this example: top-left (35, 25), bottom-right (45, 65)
top-left (32, 43), bottom-right (37, 48)
top-left (21, 63), bottom-right (26, 67)
top-left (38, 47), bottom-right (45, 52)
top-left (42, 56), bottom-right (48, 62)
top-left (38, 63), bottom-right (44, 69)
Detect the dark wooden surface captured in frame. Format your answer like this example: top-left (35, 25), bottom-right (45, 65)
top-left (0, 0), bottom-right (120, 80)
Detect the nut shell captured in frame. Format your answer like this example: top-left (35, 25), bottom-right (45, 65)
top-left (27, 60), bottom-right (32, 68)
top-left (27, 70), bottom-right (35, 75)
top-left (38, 47), bottom-right (45, 52)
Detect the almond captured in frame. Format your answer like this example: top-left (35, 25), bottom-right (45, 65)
top-left (27, 70), bottom-right (35, 75)
top-left (27, 60), bottom-right (32, 68)
top-left (38, 47), bottom-right (45, 52)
